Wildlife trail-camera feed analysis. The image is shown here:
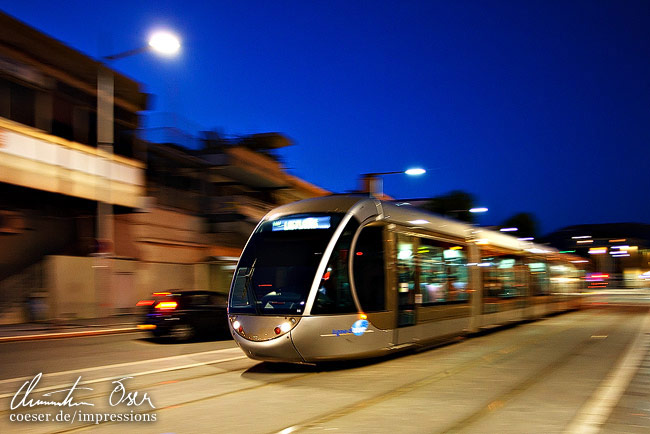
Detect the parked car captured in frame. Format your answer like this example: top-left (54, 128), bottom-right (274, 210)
top-left (137, 290), bottom-right (229, 341)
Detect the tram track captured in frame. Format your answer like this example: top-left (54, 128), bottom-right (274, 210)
top-left (26, 312), bottom-right (586, 433)
top-left (271, 309), bottom-right (629, 434)
top-left (6, 308), bottom-right (633, 434)
top-left (437, 317), bottom-right (628, 433)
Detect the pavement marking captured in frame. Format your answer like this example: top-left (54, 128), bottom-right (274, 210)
top-left (0, 346), bottom-right (242, 386)
top-left (0, 353), bottom-right (248, 400)
top-left (564, 309), bottom-right (650, 434)
top-left (0, 351), bottom-right (248, 399)
top-left (0, 326), bottom-right (139, 342)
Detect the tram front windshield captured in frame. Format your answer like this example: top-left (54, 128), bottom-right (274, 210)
top-left (229, 214), bottom-right (344, 315)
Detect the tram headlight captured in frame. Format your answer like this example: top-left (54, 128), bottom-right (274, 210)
top-left (232, 320), bottom-right (241, 330)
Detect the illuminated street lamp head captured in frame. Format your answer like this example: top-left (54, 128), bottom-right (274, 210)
top-left (469, 207), bottom-right (488, 213)
top-left (148, 31), bottom-right (181, 56)
top-left (404, 168), bottom-right (426, 176)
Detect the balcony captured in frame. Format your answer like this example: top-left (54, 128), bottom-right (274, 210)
top-left (0, 117), bottom-right (145, 208)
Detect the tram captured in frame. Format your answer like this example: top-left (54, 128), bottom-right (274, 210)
top-left (227, 195), bottom-right (585, 363)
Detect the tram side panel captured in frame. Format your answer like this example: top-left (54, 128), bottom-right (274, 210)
top-left (390, 227), bottom-right (473, 347)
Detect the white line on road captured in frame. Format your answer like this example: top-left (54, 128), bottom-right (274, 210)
top-left (0, 348), bottom-right (248, 400)
top-left (0, 346), bottom-right (243, 386)
top-left (564, 309), bottom-right (650, 433)
top-left (0, 352), bottom-right (248, 399)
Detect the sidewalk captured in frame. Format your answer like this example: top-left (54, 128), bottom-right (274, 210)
top-left (0, 314), bottom-right (140, 342)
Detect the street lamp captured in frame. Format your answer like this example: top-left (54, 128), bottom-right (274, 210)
top-left (360, 168), bottom-right (426, 198)
top-left (95, 31), bottom-right (180, 316)
top-left (96, 30), bottom-right (181, 256)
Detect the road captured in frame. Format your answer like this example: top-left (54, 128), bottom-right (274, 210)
top-left (1, 304), bottom-right (649, 433)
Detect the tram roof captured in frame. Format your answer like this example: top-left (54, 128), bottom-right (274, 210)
top-left (264, 195), bottom-right (558, 256)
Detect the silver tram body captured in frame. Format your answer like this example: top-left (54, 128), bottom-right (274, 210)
top-left (227, 195), bottom-right (584, 363)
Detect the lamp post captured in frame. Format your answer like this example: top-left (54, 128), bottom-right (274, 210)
top-left (360, 168), bottom-right (426, 198)
top-left (95, 31), bottom-right (180, 316)
top-left (96, 30), bottom-right (181, 255)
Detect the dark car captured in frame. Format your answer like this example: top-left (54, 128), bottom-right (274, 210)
top-left (137, 290), bottom-right (229, 341)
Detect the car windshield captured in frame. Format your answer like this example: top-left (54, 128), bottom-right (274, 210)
top-left (229, 214), bottom-right (343, 315)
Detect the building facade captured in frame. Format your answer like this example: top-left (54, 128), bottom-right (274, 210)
top-left (0, 12), bottom-right (327, 323)
top-left (543, 223), bottom-right (650, 288)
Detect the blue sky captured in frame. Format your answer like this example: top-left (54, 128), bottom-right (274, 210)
top-left (1, 1), bottom-right (648, 234)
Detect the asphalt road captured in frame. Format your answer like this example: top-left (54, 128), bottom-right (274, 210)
top-left (1, 304), bottom-right (648, 433)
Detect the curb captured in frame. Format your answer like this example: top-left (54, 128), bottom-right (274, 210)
top-left (0, 327), bottom-right (140, 343)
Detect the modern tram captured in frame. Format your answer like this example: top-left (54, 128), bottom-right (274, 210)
top-left (227, 195), bottom-right (586, 363)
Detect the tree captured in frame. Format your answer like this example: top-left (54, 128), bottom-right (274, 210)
top-left (501, 212), bottom-right (538, 238)
top-left (421, 190), bottom-right (477, 224)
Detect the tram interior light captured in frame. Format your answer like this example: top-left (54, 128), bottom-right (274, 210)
top-left (528, 263), bottom-right (546, 272)
top-left (526, 248), bottom-right (551, 254)
top-left (398, 246), bottom-right (413, 260)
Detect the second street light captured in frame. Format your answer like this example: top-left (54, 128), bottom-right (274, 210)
top-left (360, 168), bottom-right (426, 198)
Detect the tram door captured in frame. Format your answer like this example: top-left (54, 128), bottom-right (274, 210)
top-left (395, 233), bottom-right (417, 330)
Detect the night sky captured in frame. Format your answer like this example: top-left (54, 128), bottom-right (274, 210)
top-left (1, 1), bottom-right (648, 234)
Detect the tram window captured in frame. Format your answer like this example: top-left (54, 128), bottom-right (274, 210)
top-left (397, 235), bottom-right (416, 293)
top-left (228, 213), bottom-right (344, 315)
top-left (397, 234), bottom-right (417, 326)
top-left (418, 238), bottom-right (469, 304)
top-left (353, 226), bottom-right (386, 312)
top-left (550, 263), bottom-right (579, 295)
top-left (528, 261), bottom-right (550, 296)
top-left (312, 219), bottom-right (359, 315)
top-left (479, 253), bottom-right (526, 299)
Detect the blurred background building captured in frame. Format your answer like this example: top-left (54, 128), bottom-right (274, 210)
top-left (542, 223), bottom-right (650, 288)
top-left (0, 12), bottom-right (326, 324)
